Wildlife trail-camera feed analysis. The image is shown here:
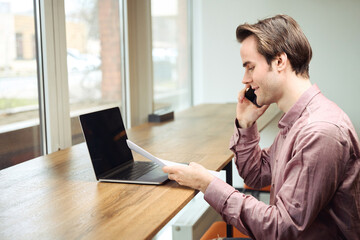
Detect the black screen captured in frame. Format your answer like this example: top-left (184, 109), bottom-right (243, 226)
top-left (80, 107), bottom-right (133, 178)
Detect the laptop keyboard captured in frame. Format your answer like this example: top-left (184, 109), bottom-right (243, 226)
top-left (112, 162), bottom-right (159, 180)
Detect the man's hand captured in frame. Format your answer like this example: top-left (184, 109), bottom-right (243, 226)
top-left (237, 87), bottom-right (269, 128)
top-left (162, 162), bottom-right (215, 193)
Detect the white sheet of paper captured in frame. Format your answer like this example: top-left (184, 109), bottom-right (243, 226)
top-left (126, 139), bottom-right (166, 166)
top-left (126, 139), bottom-right (221, 178)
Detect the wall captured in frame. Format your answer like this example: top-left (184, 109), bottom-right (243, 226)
top-left (193, 0), bottom-right (360, 136)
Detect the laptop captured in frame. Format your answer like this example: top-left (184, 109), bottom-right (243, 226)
top-left (79, 107), bottom-right (169, 185)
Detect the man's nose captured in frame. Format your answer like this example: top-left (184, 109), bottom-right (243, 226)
top-left (242, 73), bottom-right (251, 84)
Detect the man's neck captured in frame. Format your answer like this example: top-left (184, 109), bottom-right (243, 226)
top-left (277, 75), bottom-right (312, 113)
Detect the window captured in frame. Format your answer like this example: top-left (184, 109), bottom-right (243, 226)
top-left (0, 0), bottom-right (41, 169)
top-left (151, 0), bottom-right (192, 111)
top-left (65, 0), bottom-right (123, 145)
top-left (0, 0), bottom-right (181, 170)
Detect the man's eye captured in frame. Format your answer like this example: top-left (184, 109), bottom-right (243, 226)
top-left (248, 67), bottom-right (254, 71)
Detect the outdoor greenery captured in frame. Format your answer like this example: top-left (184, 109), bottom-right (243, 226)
top-left (0, 98), bottom-right (37, 110)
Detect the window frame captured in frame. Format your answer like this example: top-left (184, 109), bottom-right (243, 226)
top-left (2, 0), bottom-right (190, 165)
top-left (35, 0), bottom-right (71, 153)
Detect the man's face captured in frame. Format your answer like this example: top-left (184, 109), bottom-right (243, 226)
top-left (240, 35), bottom-right (281, 106)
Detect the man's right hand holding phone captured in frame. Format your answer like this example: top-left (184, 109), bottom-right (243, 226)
top-left (236, 86), bottom-right (269, 129)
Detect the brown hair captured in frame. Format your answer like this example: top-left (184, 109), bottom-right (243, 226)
top-left (236, 15), bottom-right (312, 78)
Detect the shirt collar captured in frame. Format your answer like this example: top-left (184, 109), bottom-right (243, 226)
top-left (278, 84), bottom-right (321, 134)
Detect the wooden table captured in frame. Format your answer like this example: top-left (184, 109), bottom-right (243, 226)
top-left (0, 104), bottom-right (237, 240)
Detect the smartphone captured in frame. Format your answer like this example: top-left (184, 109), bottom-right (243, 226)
top-left (245, 87), bottom-right (261, 108)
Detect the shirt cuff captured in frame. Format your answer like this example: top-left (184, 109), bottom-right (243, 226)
top-left (204, 177), bottom-right (236, 213)
top-left (229, 119), bottom-right (259, 149)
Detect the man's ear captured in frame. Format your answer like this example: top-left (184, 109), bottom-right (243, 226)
top-left (274, 52), bottom-right (288, 72)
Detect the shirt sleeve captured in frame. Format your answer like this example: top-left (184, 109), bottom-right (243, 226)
top-left (229, 120), bottom-right (272, 189)
top-left (205, 122), bottom-right (348, 239)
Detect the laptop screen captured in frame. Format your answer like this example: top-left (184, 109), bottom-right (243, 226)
top-left (80, 107), bottom-right (133, 178)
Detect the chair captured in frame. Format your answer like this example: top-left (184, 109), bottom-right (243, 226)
top-left (200, 221), bottom-right (250, 240)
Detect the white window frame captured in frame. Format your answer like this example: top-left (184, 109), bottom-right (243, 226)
top-left (126, 0), bottom-right (154, 128)
top-left (35, 0), bottom-right (71, 154)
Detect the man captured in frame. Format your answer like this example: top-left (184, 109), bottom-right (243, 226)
top-left (163, 15), bottom-right (360, 239)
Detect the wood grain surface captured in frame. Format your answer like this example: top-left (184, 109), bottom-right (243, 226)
top-left (0, 104), bottom-right (239, 240)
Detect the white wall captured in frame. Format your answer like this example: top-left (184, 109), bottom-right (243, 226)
top-left (192, 0), bottom-right (360, 136)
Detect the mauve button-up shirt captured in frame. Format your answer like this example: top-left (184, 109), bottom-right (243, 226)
top-left (204, 85), bottom-right (360, 239)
